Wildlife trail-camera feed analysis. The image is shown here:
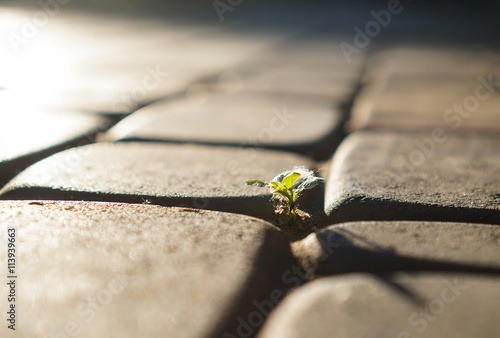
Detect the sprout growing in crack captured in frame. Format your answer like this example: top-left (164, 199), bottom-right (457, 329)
top-left (246, 167), bottom-right (324, 220)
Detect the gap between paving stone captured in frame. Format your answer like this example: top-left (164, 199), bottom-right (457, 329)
top-left (0, 112), bottom-right (112, 189)
top-left (291, 221), bottom-right (500, 277)
top-left (104, 91), bottom-right (346, 161)
top-left (0, 142), bottom-right (320, 229)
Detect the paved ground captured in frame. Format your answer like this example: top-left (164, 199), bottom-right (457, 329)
top-left (0, 1), bottom-right (499, 337)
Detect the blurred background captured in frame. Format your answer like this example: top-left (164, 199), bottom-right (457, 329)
top-left (1, 0), bottom-right (500, 165)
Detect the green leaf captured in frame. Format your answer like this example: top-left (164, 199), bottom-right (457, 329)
top-left (272, 170), bottom-right (292, 183)
top-left (245, 179), bottom-right (267, 187)
top-left (297, 177), bottom-right (324, 191)
top-left (269, 181), bottom-right (286, 192)
top-left (282, 172), bottom-right (301, 190)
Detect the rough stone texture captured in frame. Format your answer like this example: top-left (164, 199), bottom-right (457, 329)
top-left (325, 130), bottom-right (500, 224)
top-left (350, 78), bottom-right (500, 131)
top-left (0, 201), bottom-right (295, 338)
top-left (351, 46), bottom-right (500, 131)
top-left (258, 273), bottom-right (500, 338)
top-left (105, 91), bottom-right (344, 159)
top-left (292, 221), bottom-right (500, 277)
top-left (0, 143), bottom-right (314, 220)
top-left (0, 109), bottom-right (106, 188)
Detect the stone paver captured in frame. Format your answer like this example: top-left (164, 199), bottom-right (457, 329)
top-left (105, 91), bottom-right (344, 158)
top-left (0, 109), bottom-right (106, 188)
top-left (197, 37), bottom-right (364, 103)
top-left (0, 201), bottom-right (295, 338)
top-left (364, 47), bottom-right (498, 81)
top-left (0, 9), bottom-right (289, 114)
top-left (351, 46), bottom-right (500, 131)
top-left (292, 221), bottom-right (500, 277)
top-left (258, 273), bottom-right (500, 338)
top-left (2, 4), bottom-right (500, 338)
top-left (325, 130), bottom-right (500, 224)
top-left (0, 143), bottom-right (314, 220)
top-left (350, 78), bottom-right (500, 131)
top-left (235, 69), bottom-right (357, 101)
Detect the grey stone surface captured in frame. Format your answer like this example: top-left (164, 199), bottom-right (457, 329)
top-left (292, 221), bottom-right (500, 276)
top-left (350, 78), bottom-right (500, 131)
top-left (0, 143), bottom-right (314, 220)
top-left (351, 46), bottom-right (500, 131)
top-left (236, 69), bottom-right (357, 101)
top-left (0, 109), bottom-right (106, 188)
top-left (325, 130), bottom-right (500, 224)
top-left (105, 91), bottom-right (343, 159)
top-left (196, 38), bottom-right (364, 103)
top-left (364, 46), bottom-right (498, 81)
top-left (258, 273), bottom-right (500, 338)
top-left (0, 201), bottom-right (295, 338)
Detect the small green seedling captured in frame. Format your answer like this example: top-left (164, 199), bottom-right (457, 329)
top-left (246, 167), bottom-right (324, 220)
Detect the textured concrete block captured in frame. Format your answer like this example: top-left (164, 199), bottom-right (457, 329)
top-left (0, 143), bottom-right (314, 220)
top-left (292, 221), bottom-right (500, 276)
top-left (0, 201), bottom-right (295, 338)
top-left (259, 273), bottom-right (500, 338)
top-left (325, 131), bottom-right (500, 224)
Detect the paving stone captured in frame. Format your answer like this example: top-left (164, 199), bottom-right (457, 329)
top-left (364, 46), bottom-right (498, 81)
top-left (0, 109), bottom-right (106, 188)
top-left (0, 201), bottom-right (295, 338)
top-left (258, 273), bottom-right (500, 338)
top-left (236, 70), bottom-right (357, 101)
top-left (253, 38), bottom-right (366, 67)
top-left (1, 9), bottom-right (289, 114)
top-left (350, 77), bottom-right (500, 131)
top-left (203, 47), bottom-right (363, 95)
top-left (0, 143), bottom-right (314, 220)
top-left (198, 37), bottom-right (364, 102)
top-left (105, 91), bottom-right (344, 159)
top-left (292, 221), bottom-right (500, 277)
top-left (324, 130), bottom-right (500, 224)
top-left (35, 70), bottom-right (201, 114)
